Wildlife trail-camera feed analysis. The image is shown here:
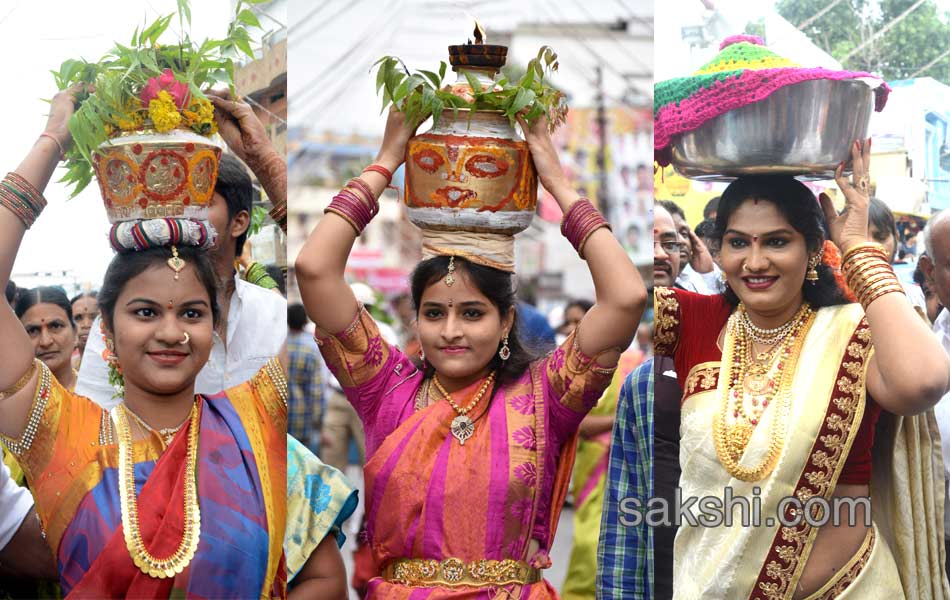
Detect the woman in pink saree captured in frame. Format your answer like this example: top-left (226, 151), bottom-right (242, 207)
top-left (295, 109), bottom-right (646, 598)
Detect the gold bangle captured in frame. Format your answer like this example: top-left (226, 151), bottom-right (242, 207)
top-left (863, 279), bottom-right (904, 295)
top-left (861, 285), bottom-right (904, 308)
top-left (844, 256), bottom-right (890, 274)
top-left (844, 252), bottom-right (890, 269)
top-left (843, 257), bottom-right (890, 278)
top-left (844, 258), bottom-right (894, 282)
top-left (857, 275), bottom-right (903, 301)
top-left (0, 359), bottom-right (38, 400)
top-left (847, 269), bottom-right (894, 292)
top-left (841, 242), bottom-right (888, 263)
top-left (848, 268), bottom-right (895, 289)
top-left (851, 273), bottom-right (898, 298)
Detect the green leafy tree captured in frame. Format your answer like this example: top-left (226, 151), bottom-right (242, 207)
top-left (775, 0), bottom-right (949, 84)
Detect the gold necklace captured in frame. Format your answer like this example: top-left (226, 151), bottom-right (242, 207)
top-left (713, 304), bottom-right (814, 481)
top-left (117, 401), bottom-right (201, 578)
top-left (432, 372), bottom-right (496, 446)
top-left (124, 406), bottom-right (189, 448)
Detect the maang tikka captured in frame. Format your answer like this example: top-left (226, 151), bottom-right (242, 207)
top-left (167, 245), bottom-right (186, 280)
top-left (445, 256), bottom-right (456, 287)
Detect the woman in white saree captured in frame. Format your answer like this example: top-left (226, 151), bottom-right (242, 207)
top-left (655, 140), bottom-right (950, 599)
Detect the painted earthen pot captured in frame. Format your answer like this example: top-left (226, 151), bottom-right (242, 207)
top-left (404, 108), bottom-right (538, 235)
top-left (93, 129), bottom-right (223, 224)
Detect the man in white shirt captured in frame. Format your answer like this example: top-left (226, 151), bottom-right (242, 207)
top-left (77, 100), bottom-right (286, 408)
top-left (919, 209), bottom-right (950, 578)
top-left (0, 455), bottom-right (56, 580)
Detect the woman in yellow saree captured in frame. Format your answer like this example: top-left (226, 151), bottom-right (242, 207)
top-left (656, 140), bottom-right (950, 599)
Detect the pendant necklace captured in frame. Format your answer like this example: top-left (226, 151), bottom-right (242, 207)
top-left (433, 372), bottom-right (496, 446)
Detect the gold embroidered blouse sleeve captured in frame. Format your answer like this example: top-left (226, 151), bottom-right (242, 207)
top-left (314, 304), bottom-right (393, 389)
top-left (545, 329), bottom-right (618, 414)
top-left (242, 357), bottom-right (289, 427)
top-left (0, 362), bottom-right (63, 478)
top-left (0, 362), bottom-right (103, 535)
top-left (653, 286), bottom-right (681, 356)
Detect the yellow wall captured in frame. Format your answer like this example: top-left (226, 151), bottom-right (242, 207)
top-left (654, 163), bottom-right (721, 227)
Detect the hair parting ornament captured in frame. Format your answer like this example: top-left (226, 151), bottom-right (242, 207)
top-left (445, 256), bottom-right (456, 287)
top-left (166, 246), bottom-right (186, 280)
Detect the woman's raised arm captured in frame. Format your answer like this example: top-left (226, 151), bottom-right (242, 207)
top-left (294, 109), bottom-right (421, 334)
top-left (821, 139), bottom-right (950, 415)
top-left (520, 116), bottom-right (647, 365)
top-left (0, 87), bottom-right (80, 439)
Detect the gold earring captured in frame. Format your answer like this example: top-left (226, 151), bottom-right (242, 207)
top-left (499, 335), bottom-right (511, 361)
top-left (806, 254), bottom-right (820, 282)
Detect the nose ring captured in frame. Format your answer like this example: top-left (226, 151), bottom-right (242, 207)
top-left (742, 263), bottom-right (750, 272)
top-left (179, 332), bottom-right (190, 345)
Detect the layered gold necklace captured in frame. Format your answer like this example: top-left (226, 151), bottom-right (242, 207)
top-left (433, 372), bottom-right (496, 446)
top-left (713, 303), bottom-right (814, 482)
top-left (116, 401), bottom-right (201, 578)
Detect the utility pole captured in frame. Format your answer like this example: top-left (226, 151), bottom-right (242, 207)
top-left (595, 66), bottom-right (610, 220)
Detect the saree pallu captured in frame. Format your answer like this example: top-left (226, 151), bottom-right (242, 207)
top-left (316, 306), bottom-right (614, 599)
top-left (672, 304), bottom-right (905, 599)
top-left (285, 434), bottom-right (358, 580)
top-left (0, 360), bottom-right (287, 598)
top-left (562, 351), bottom-right (640, 600)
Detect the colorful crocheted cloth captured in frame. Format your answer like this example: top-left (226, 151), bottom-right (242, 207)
top-left (654, 35), bottom-right (890, 166)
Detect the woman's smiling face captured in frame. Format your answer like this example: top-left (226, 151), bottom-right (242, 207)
top-left (107, 264), bottom-right (214, 397)
top-left (416, 265), bottom-right (513, 386)
top-left (719, 198), bottom-right (809, 319)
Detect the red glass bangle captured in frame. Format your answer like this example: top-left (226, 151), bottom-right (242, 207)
top-left (362, 164), bottom-right (393, 185)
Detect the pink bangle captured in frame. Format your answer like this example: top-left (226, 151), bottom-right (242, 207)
top-left (345, 178), bottom-right (377, 213)
top-left (334, 193), bottom-right (372, 228)
top-left (560, 198), bottom-right (611, 258)
top-left (38, 133), bottom-right (66, 159)
top-left (337, 189), bottom-right (375, 222)
top-left (362, 164), bottom-right (393, 185)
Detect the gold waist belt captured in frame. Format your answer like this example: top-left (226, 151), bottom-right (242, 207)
top-left (379, 557), bottom-right (542, 587)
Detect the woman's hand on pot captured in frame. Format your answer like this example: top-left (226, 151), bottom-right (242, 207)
top-left (375, 107), bottom-right (424, 173)
top-left (518, 113), bottom-right (570, 198)
top-left (44, 84), bottom-right (89, 154)
top-left (820, 138), bottom-right (872, 254)
top-left (207, 89), bottom-right (275, 168)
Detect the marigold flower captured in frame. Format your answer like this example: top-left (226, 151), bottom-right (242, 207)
top-left (148, 90), bottom-right (182, 133)
top-left (182, 97), bottom-right (217, 135)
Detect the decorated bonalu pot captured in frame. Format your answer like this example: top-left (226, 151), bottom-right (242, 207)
top-left (93, 129), bottom-right (223, 224)
top-left (404, 39), bottom-right (537, 236)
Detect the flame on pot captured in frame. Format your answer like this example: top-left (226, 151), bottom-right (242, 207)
top-left (474, 20), bottom-right (486, 44)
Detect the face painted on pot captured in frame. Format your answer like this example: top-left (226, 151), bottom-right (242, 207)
top-left (406, 134), bottom-right (536, 212)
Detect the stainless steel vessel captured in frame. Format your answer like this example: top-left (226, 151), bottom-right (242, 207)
top-left (670, 79), bottom-right (875, 181)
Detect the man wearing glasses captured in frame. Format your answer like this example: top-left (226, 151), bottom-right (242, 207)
top-left (598, 204), bottom-right (683, 599)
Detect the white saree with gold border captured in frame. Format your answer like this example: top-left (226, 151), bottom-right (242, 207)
top-left (672, 303), bottom-right (948, 600)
